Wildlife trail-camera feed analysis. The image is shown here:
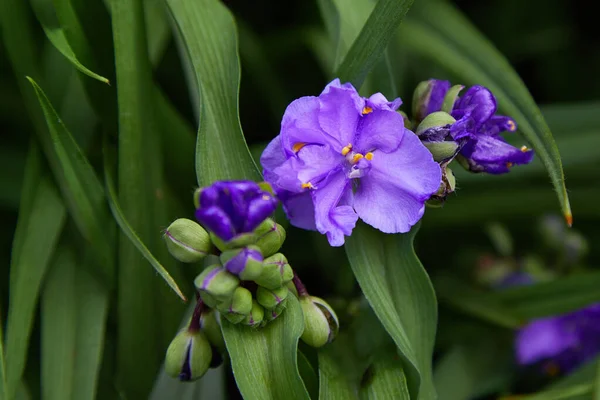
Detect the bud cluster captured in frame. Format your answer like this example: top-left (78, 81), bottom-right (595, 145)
top-left (162, 180), bottom-right (339, 382)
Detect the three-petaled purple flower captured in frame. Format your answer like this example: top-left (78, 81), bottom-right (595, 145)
top-left (195, 181), bottom-right (278, 242)
top-left (501, 273), bottom-right (600, 374)
top-left (418, 79), bottom-right (534, 174)
top-left (261, 79), bottom-right (441, 246)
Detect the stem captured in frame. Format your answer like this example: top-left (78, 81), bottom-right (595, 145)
top-left (292, 272), bottom-right (309, 297)
top-left (188, 297), bottom-right (205, 332)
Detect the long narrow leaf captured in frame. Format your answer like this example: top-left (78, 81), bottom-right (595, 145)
top-left (359, 355), bottom-right (410, 400)
top-left (318, 346), bottom-right (359, 400)
top-left (0, 307), bottom-right (5, 400)
top-left (221, 295), bottom-right (310, 400)
top-left (345, 224), bottom-right (437, 399)
top-left (165, 0), bottom-right (261, 184)
top-left (400, 0), bottom-right (572, 224)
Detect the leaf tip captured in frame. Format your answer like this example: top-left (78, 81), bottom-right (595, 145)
top-left (565, 211), bottom-right (573, 227)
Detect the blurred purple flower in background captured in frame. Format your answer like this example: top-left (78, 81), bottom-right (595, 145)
top-left (417, 79), bottom-right (534, 174)
top-left (261, 79), bottom-right (441, 246)
top-left (195, 181), bottom-right (278, 242)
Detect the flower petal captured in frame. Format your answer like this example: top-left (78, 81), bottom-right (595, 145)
top-left (244, 193), bottom-right (278, 232)
top-left (366, 92), bottom-right (402, 111)
top-left (425, 79), bottom-right (451, 116)
top-left (460, 134), bottom-right (534, 174)
top-left (278, 189), bottom-right (317, 231)
top-left (480, 115), bottom-right (517, 136)
top-left (453, 85), bottom-right (497, 127)
top-left (516, 317), bottom-right (577, 365)
top-left (296, 144), bottom-right (341, 188)
top-left (354, 131), bottom-right (441, 233)
top-left (195, 206), bottom-right (236, 241)
top-left (311, 168), bottom-right (357, 246)
top-left (280, 96), bottom-right (335, 151)
top-left (261, 135), bottom-right (286, 174)
top-left (355, 109), bottom-right (405, 153)
top-left (318, 80), bottom-right (363, 150)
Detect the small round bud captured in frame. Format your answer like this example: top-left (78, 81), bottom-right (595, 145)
top-left (194, 265), bottom-right (240, 302)
top-left (220, 246), bottom-right (264, 281)
top-left (253, 219), bottom-right (286, 257)
top-left (222, 312), bottom-right (247, 324)
top-left (256, 285), bottom-right (288, 309)
top-left (217, 286), bottom-right (253, 316)
top-left (243, 300), bottom-right (265, 327)
top-left (254, 253), bottom-right (294, 290)
top-left (210, 231), bottom-right (257, 252)
top-left (422, 141), bottom-right (460, 163)
top-left (264, 300), bottom-right (287, 322)
top-left (412, 79), bottom-right (451, 123)
top-left (165, 329), bottom-right (212, 381)
top-left (163, 218), bottom-right (211, 263)
top-left (200, 309), bottom-right (225, 352)
top-left (416, 111), bottom-right (456, 135)
top-left (299, 296), bottom-right (339, 348)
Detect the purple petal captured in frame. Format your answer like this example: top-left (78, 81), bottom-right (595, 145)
top-left (244, 194), bottom-right (278, 232)
top-left (318, 80), bottom-right (363, 150)
top-left (425, 79), bottom-right (451, 116)
top-left (296, 144), bottom-right (342, 188)
top-left (311, 168), bottom-right (357, 246)
top-left (261, 136), bottom-right (286, 174)
top-left (453, 85), bottom-right (497, 127)
top-left (355, 109), bottom-right (404, 153)
top-left (366, 92), bottom-right (402, 111)
top-left (354, 130), bottom-right (441, 233)
top-left (516, 317), bottom-right (578, 365)
top-left (280, 96), bottom-right (337, 152)
top-left (225, 247), bottom-right (263, 275)
top-left (277, 189), bottom-right (317, 230)
top-left (480, 115), bottom-right (517, 136)
top-left (460, 135), bottom-right (534, 174)
top-left (195, 206), bottom-right (236, 241)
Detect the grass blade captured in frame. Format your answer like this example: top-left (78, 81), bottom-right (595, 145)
top-left (345, 223), bottom-right (437, 399)
top-left (221, 295), bottom-right (310, 399)
top-left (0, 308), bottom-right (5, 400)
top-left (165, 0), bottom-right (261, 184)
top-left (334, 0), bottom-right (414, 88)
top-left (401, 0), bottom-right (572, 224)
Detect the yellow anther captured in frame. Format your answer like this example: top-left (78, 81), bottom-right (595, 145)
top-left (507, 120), bottom-right (516, 132)
top-left (301, 182), bottom-right (313, 189)
top-left (292, 142), bottom-right (307, 153)
top-left (262, 195), bottom-right (271, 201)
top-left (506, 162), bottom-right (514, 168)
top-left (341, 143), bottom-right (353, 156)
top-left (520, 145), bottom-right (529, 152)
top-left (365, 152), bottom-right (374, 161)
top-left (362, 106), bottom-right (373, 115)
top-left (352, 153), bottom-right (364, 164)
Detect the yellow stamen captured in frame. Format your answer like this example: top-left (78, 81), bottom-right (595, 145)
top-left (352, 153), bottom-right (364, 164)
top-left (365, 152), bottom-right (373, 160)
top-left (341, 143), bottom-right (353, 156)
top-left (362, 106), bottom-right (373, 115)
top-left (506, 162), bottom-right (514, 168)
top-left (301, 182), bottom-right (313, 189)
top-left (262, 195), bottom-right (271, 200)
top-left (292, 142), bottom-right (307, 153)
top-left (520, 145), bottom-right (529, 152)
top-left (507, 120), bottom-right (516, 132)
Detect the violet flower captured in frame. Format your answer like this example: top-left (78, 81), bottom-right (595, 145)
top-left (418, 79), bottom-right (534, 174)
top-left (195, 181), bottom-right (278, 242)
top-left (261, 79), bottom-right (441, 246)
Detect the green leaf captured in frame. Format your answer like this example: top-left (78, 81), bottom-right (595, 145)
top-left (26, 77), bottom-right (114, 282)
top-left (318, 347), bottom-right (359, 400)
top-left (0, 307), bottom-right (5, 400)
top-left (298, 351), bottom-right (319, 399)
top-left (221, 295), bottom-right (310, 400)
top-left (30, 0), bottom-right (109, 84)
top-left (400, 0), bottom-right (572, 224)
top-left (359, 355), bottom-right (410, 400)
top-left (103, 152), bottom-right (186, 302)
top-left (4, 146), bottom-right (67, 400)
top-left (165, 0), bottom-right (260, 185)
top-left (334, 0), bottom-right (414, 88)
top-left (345, 223), bottom-right (437, 399)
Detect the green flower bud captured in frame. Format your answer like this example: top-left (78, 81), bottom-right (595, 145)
top-left (254, 218), bottom-right (286, 257)
top-left (200, 309), bottom-right (225, 352)
top-left (427, 165), bottom-right (456, 207)
top-left (415, 111), bottom-right (456, 135)
top-left (441, 84), bottom-right (464, 114)
top-left (412, 80), bottom-right (431, 123)
top-left (165, 329), bottom-right (212, 381)
top-left (264, 300), bottom-right (287, 322)
top-left (163, 218), bottom-right (211, 263)
top-left (243, 300), bottom-right (265, 327)
top-left (194, 265), bottom-right (240, 302)
top-left (286, 280), bottom-right (299, 298)
top-left (217, 286), bottom-right (253, 316)
top-left (300, 296), bottom-right (339, 348)
top-left (220, 246), bottom-right (264, 281)
top-left (256, 285), bottom-right (288, 309)
top-left (423, 142), bottom-right (460, 163)
top-left (210, 231), bottom-right (256, 252)
top-left (254, 253), bottom-right (294, 290)
top-left (222, 312), bottom-right (247, 324)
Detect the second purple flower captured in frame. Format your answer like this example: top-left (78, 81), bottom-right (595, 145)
top-left (261, 79), bottom-right (441, 246)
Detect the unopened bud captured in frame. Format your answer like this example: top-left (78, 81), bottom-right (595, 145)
top-left (416, 111), bottom-right (456, 135)
top-left (217, 286), bottom-right (253, 316)
top-left (256, 285), bottom-right (288, 309)
top-left (165, 329), bottom-right (212, 381)
top-left (194, 265), bottom-right (239, 302)
top-left (412, 79), bottom-right (451, 123)
top-left (210, 231), bottom-right (256, 252)
top-left (220, 246), bottom-right (263, 281)
top-left (254, 253), bottom-right (294, 290)
top-left (441, 84), bottom-right (464, 113)
top-left (427, 165), bottom-right (456, 207)
top-left (300, 296), bottom-right (339, 348)
top-left (243, 300), bottom-right (265, 327)
top-left (264, 300), bottom-right (287, 322)
top-left (199, 309), bottom-right (225, 352)
top-left (254, 218), bottom-right (286, 257)
top-left (163, 218), bottom-right (211, 263)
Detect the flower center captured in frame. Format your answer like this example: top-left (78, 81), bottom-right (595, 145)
top-left (344, 147), bottom-right (373, 179)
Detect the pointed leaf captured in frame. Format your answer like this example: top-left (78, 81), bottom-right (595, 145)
top-left (400, 0), bottom-right (571, 223)
top-left (360, 355), bottom-right (410, 400)
top-left (345, 223), bottom-right (437, 399)
top-left (0, 307), bottom-right (5, 400)
top-left (221, 295), bottom-right (310, 400)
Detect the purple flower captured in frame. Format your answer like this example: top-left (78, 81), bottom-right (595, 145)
top-left (516, 304), bottom-right (600, 373)
top-left (413, 79), bottom-right (451, 122)
top-left (260, 79), bottom-right (441, 246)
top-left (195, 181), bottom-right (278, 242)
top-left (418, 80), bottom-right (534, 174)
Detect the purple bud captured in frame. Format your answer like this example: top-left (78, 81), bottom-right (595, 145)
top-left (220, 246), bottom-right (264, 281)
